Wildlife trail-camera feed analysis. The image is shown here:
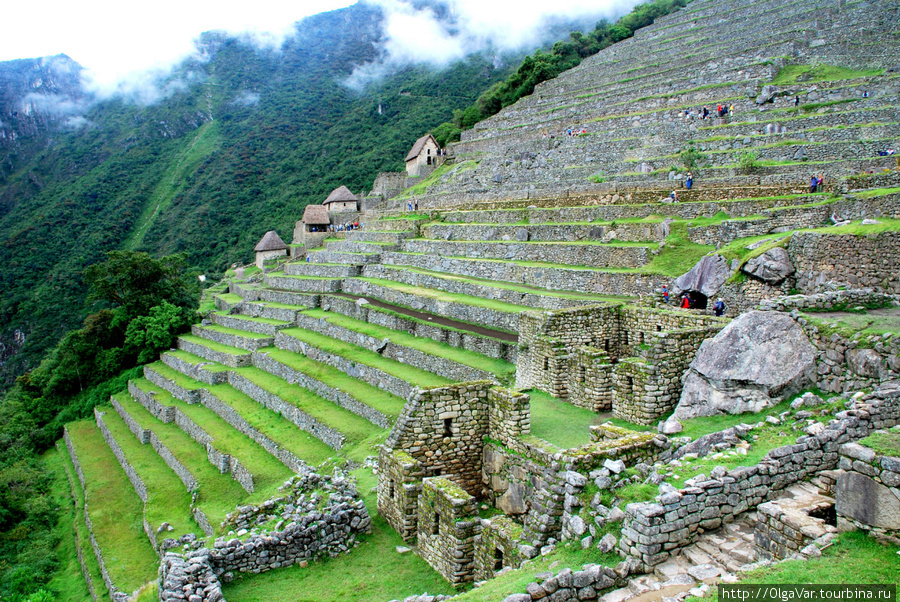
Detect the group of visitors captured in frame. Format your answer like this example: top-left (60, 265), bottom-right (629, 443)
top-left (407, 200), bottom-right (419, 211)
top-left (660, 285), bottom-right (726, 316)
top-left (566, 127), bottom-right (588, 137)
top-left (328, 221), bottom-right (359, 232)
top-left (809, 174), bottom-right (825, 193)
top-left (683, 105), bottom-right (734, 120)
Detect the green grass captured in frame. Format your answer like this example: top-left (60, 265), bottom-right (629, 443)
top-left (98, 404), bottom-right (198, 539)
top-left (357, 277), bottom-right (543, 316)
top-left (770, 64), bottom-right (884, 85)
top-left (527, 389), bottom-right (606, 449)
top-left (644, 223), bottom-right (715, 277)
top-left (112, 392), bottom-right (251, 529)
top-left (131, 379), bottom-right (294, 494)
top-left (44, 446), bottom-right (103, 602)
top-left (281, 327), bottom-right (454, 388)
top-left (452, 538), bottom-right (621, 602)
top-left (199, 324), bottom-right (274, 340)
top-left (217, 292), bottom-right (244, 305)
top-left (213, 311), bottom-right (290, 327)
top-left (223, 467), bottom-right (457, 602)
top-left (800, 312), bottom-right (900, 347)
top-left (691, 531), bottom-right (899, 601)
top-left (146, 361), bottom-right (207, 391)
top-left (857, 430), bottom-right (900, 458)
top-left (258, 347), bottom-right (406, 420)
top-left (178, 334), bottom-right (251, 357)
top-left (204, 381), bottom-right (336, 466)
top-left (301, 308), bottom-right (516, 384)
top-left (166, 349), bottom-right (232, 371)
top-left (231, 366), bottom-right (385, 444)
top-left (856, 186), bottom-right (900, 199)
top-left (64, 420), bottom-right (160, 594)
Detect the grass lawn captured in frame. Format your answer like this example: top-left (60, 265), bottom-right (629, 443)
top-left (232, 366), bottom-right (385, 445)
top-left (213, 311), bottom-right (290, 327)
top-left (65, 420), bottom-right (159, 595)
top-left (301, 308), bottom-right (516, 384)
top-left (259, 347), bottom-right (406, 420)
top-left (44, 446), bottom-right (102, 602)
top-left (166, 349), bottom-right (233, 372)
top-left (280, 328), bottom-right (452, 388)
top-left (527, 389), bottom-right (606, 449)
top-left (223, 468), bottom-right (458, 602)
top-left (800, 311), bottom-right (900, 346)
top-left (178, 334), bottom-right (250, 358)
top-left (858, 430), bottom-right (900, 458)
top-left (199, 324), bottom-right (273, 340)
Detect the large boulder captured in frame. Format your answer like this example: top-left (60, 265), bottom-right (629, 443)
top-left (741, 247), bottom-right (795, 284)
top-left (674, 311), bottom-right (817, 419)
top-left (673, 254), bottom-right (732, 297)
top-left (836, 472), bottom-right (900, 530)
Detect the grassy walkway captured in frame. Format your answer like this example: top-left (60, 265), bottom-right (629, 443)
top-left (65, 420), bottom-right (159, 595)
top-left (131, 378), bottom-right (294, 496)
top-left (112, 392), bottom-right (251, 529)
top-left (259, 347), bottom-right (406, 420)
top-left (44, 446), bottom-right (104, 602)
top-left (301, 309), bottom-right (515, 383)
top-left (232, 366), bottom-right (385, 444)
top-left (98, 404), bottom-right (198, 539)
top-left (280, 328), bottom-right (452, 388)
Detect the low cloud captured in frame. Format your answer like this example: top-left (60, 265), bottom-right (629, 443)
top-left (231, 90), bottom-right (261, 107)
top-left (346, 0), bottom-right (643, 89)
top-left (20, 93), bottom-right (87, 118)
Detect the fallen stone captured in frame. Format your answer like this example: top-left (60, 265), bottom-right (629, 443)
top-left (742, 247), bottom-right (795, 284)
top-left (673, 254), bottom-right (732, 298)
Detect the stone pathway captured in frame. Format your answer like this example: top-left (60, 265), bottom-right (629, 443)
top-left (598, 482), bottom-right (832, 602)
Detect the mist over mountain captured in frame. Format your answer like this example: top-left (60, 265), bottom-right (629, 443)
top-left (0, 1), bottom-right (619, 389)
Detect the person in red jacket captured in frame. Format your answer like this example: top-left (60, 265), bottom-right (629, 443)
top-left (681, 294), bottom-right (691, 309)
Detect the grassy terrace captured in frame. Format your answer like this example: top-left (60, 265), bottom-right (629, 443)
top-left (217, 292), bottom-right (244, 305)
top-left (166, 349), bottom-right (234, 371)
top-left (279, 327), bottom-right (454, 388)
top-left (301, 308), bottom-right (516, 384)
top-left (266, 271), bottom-right (344, 281)
top-left (354, 277), bottom-right (532, 318)
top-left (212, 311), bottom-right (291, 327)
top-left (45, 446), bottom-right (105, 602)
top-left (231, 366), bottom-right (385, 444)
top-left (131, 378), bottom-right (294, 493)
top-left (257, 347), bottom-right (406, 420)
top-left (198, 324), bottom-right (275, 340)
top-left (385, 265), bottom-right (633, 304)
top-left (65, 420), bottom-right (159, 594)
top-left (527, 389), bottom-right (606, 449)
top-left (112, 392), bottom-right (251, 528)
top-left (97, 405), bottom-right (198, 539)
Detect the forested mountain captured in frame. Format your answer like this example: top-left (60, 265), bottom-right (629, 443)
top-left (0, 3), bottom-right (524, 388)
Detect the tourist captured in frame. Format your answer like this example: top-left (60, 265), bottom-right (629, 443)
top-left (681, 294), bottom-right (691, 309)
top-left (686, 171), bottom-right (693, 190)
top-left (671, 190), bottom-right (678, 203)
top-left (408, 201), bottom-right (413, 211)
top-left (729, 104), bottom-right (735, 117)
top-left (662, 285), bottom-right (669, 304)
top-left (794, 96), bottom-right (800, 106)
top-left (817, 175), bottom-right (824, 192)
top-left (810, 175), bottom-right (818, 194)
top-left (713, 298), bottom-right (726, 317)
top-left (414, 200), bottom-right (419, 211)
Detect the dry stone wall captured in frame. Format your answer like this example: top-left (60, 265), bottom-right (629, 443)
top-left (619, 383), bottom-right (900, 570)
top-left (835, 441), bottom-right (900, 536)
top-left (399, 239), bottom-right (650, 268)
top-left (416, 478), bottom-right (480, 584)
top-left (163, 352), bottom-right (230, 384)
top-left (322, 295), bottom-right (517, 363)
top-left (55, 440), bottom-right (100, 602)
top-left (789, 231), bottom-right (900, 294)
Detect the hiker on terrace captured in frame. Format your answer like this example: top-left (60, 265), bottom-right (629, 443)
top-left (817, 175), bottom-right (824, 192)
top-left (714, 298), bottom-right (726, 317)
top-left (686, 171), bottom-right (693, 190)
top-left (662, 285), bottom-right (669, 304)
top-left (729, 104), bottom-right (735, 117)
top-left (794, 96), bottom-right (800, 106)
top-left (702, 106), bottom-right (709, 119)
top-left (681, 294), bottom-right (691, 309)
top-left (810, 175), bottom-right (818, 194)
top-left (671, 190), bottom-right (679, 203)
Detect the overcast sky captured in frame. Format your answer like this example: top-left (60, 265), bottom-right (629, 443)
top-left (2, 0), bottom-right (640, 94)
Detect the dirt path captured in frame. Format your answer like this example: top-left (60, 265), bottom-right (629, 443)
top-left (332, 293), bottom-right (518, 343)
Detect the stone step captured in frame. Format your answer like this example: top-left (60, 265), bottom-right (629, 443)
top-left (284, 261), bottom-right (361, 278)
top-left (210, 311), bottom-right (292, 336)
top-left (144, 363), bottom-right (203, 404)
top-left (192, 324), bottom-right (273, 352)
top-left (239, 300), bottom-right (304, 323)
top-left (257, 287), bottom-right (320, 308)
top-left (263, 272), bottom-right (343, 293)
top-left (345, 230), bottom-right (415, 244)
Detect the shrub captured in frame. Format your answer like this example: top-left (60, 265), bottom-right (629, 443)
top-left (679, 143), bottom-right (706, 170)
top-left (737, 150), bottom-right (759, 173)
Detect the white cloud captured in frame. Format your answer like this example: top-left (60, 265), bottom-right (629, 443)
top-left (346, 0), bottom-right (643, 88)
top-left (231, 91), bottom-right (262, 107)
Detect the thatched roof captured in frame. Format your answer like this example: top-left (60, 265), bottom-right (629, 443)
top-left (405, 133), bottom-right (437, 162)
top-left (302, 204), bottom-right (330, 225)
top-left (324, 185), bottom-right (359, 205)
top-left (254, 230), bottom-right (287, 252)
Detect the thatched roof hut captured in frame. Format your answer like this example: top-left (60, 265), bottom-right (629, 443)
top-left (254, 230), bottom-right (288, 252)
top-left (302, 205), bottom-right (330, 225)
top-left (324, 185), bottom-right (359, 205)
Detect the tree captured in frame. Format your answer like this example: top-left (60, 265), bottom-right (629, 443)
top-left (125, 301), bottom-right (195, 364)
